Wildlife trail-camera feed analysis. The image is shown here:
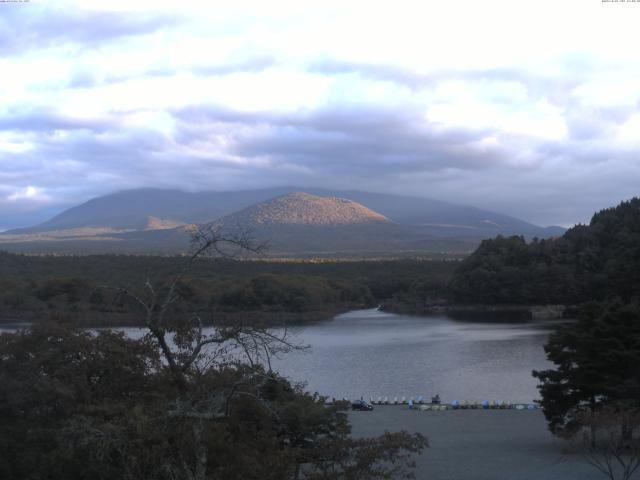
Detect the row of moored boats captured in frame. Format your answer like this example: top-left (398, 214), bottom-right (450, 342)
top-left (332, 396), bottom-right (538, 410)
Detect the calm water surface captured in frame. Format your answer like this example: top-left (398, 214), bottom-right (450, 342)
top-left (270, 309), bottom-right (553, 403)
top-left (0, 309), bottom-right (554, 403)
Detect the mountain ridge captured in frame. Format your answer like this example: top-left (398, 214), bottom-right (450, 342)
top-left (5, 187), bottom-right (563, 234)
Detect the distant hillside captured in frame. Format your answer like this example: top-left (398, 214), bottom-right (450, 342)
top-left (0, 187), bottom-right (565, 255)
top-left (303, 189), bottom-right (565, 239)
top-left (449, 197), bottom-right (640, 305)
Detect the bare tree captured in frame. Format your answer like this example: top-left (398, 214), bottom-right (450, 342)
top-left (576, 407), bottom-right (640, 480)
top-left (111, 224), bottom-right (307, 480)
top-left (114, 226), bottom-right (298, 376)
top-left (90, 224), bottom-right (427, 480)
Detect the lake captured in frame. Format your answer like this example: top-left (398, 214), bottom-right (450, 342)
top-left (0, 309), bottom-right (554, 403)
top-left (271, 308), bottom-right (554, 403)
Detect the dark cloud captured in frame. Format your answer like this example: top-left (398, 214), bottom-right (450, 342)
top-left (2, 89), bottom-right (640, 230)
top-left (146, 101), bottom-right (640, 226)
top-left (173, 104), bottom-right (508, 176)
top-left (0, 108), bottom-right (117, 133)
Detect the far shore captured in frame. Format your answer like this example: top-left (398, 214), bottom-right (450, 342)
top-left (0, 308), bottom-right (351, 328)
top-left (382, 303), bottom-right (572, 320)
top-left (0, 304), bottom-right (575, 328)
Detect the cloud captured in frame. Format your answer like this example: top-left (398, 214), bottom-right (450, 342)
top-left (1, 1), bottom-right (640, 231)
top-left (0, 5), bottom-right (182, 56)
top-left (173, 103), bottom-right (563, 179)
top-left (6, 185), bottom-right (49, 203)
top-left (0, 108), bottom-right (117, 133)
top-left (2, 89), bottom-right (640, 229)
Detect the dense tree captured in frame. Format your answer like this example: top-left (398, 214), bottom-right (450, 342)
top-left (0, 321), bottom-right (162, 479)
top-left (533, 302), bottom-right (640, 436)
top-left (0, 250), bottom-right (456, 325)
top-left (450, 198), bottom-right (640, 306)
top-left (576, 407), bottom-right (640, 480)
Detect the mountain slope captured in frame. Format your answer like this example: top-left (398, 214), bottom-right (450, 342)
top-left (6, 188), bottom-right (283, 234)
top-left (301, 188), bottom-right (565, 238)
top-left (206, 192), bottom-right (404, 255)
top-left (0, 187), bottom-right (566, 255)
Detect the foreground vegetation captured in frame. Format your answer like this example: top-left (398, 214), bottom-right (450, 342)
top-left (0, 229), bottom-right (428, 480)
top-left (532, 301), bottom-right (640, 480)
top-left (0, 321), bottom-right (428, 480)
top-left (534, 302), bottom-right (640, 432)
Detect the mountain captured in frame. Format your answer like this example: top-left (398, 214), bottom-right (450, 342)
top-left (209, 192), bottom-right (417, 254)
top-left (6, 187), bottom-right (563, 236)
top-left (219, 192), bottom-right (391, 227)
top-left (0, 187), bottom-right (565, 255)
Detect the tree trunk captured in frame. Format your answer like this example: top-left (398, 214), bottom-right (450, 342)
top-left (193, 420), bottom-right (208, 480)
top-left (622, 422), bottom-right (632, 444)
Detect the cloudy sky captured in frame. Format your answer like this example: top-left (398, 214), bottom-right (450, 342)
top-left (1, 0), bottom-right (640, 230)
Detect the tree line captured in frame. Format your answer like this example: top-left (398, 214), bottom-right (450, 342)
top-left (449, 198), bottom-right (640, 306)
top-left (0, 252), bottom-right (458, 325)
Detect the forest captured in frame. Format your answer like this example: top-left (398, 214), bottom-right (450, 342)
top-left (448, 198), bottom-right (640, 306)
top-left (0, 251), bottom-right (458, 326)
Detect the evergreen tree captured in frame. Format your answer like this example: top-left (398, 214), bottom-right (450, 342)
top-left (533, 302), bottom-right (640, 435)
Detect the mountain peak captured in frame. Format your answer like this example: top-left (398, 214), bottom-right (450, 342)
top-left (221, 192), bottom-right (391, 227)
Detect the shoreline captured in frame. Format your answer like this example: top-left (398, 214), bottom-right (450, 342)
top-left (0, 303), bottom-right (572, 328)
top-left (0, 308), bottom-right (352, 328)
top-left (382, 303), bottom-right (571, 320)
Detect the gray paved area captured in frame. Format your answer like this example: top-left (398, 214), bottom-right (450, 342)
top-left (349, 407), bottom-right (612, 480)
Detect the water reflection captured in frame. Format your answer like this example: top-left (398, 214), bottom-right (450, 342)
top-left (270, 309), bottom-right (553, 403)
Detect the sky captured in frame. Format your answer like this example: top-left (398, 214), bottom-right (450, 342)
top-left (1, 0), bottom-right (640, 230)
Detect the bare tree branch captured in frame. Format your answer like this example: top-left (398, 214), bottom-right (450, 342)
top-left (576, 407), bottom-right (640, 480)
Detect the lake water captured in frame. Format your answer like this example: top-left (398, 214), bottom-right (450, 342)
top-left (0, 309), bottom-right (555, 404)
top-left (270, 309), bottom-right (553, 404)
